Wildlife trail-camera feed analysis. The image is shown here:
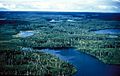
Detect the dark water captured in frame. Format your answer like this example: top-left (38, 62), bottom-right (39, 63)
top-left (94, 29), bottom-right (120, 34)
top-left (39, 49), bottom-right (120, 76)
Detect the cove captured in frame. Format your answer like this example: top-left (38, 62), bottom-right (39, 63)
top-left (39, 48), bottom-right (120, 76)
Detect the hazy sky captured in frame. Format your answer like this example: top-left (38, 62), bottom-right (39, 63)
top-left (0, 0), bottom-right (120, 12)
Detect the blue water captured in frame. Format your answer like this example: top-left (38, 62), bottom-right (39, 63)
top-left (17, 31), bottom-right (34, 38)
top-left (94, 29), bottom-right (120, 34)
top-left (39, 49), bottom-right (120, 76)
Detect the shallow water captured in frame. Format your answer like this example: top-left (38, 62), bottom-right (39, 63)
top-left (94, 29), bottom-right (120, 34)
top-left (15, 31), bottom-right (34, 38)
top-left (39, 49), bottom-right (120, 76)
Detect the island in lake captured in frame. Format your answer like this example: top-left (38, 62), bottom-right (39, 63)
top-left (0, 12), bottom-right (120, 76)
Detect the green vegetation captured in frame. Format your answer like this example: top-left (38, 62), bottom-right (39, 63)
top-left (0, 13), bottom-right (120, 75)
top-left (0, 49), bottom-right (76, 75)
top-left (77, 39), bottom-right (120, 64)
top-left (0, 15), bottom-right (78, 75)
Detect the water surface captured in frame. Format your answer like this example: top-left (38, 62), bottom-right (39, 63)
top-left (94, 29), bottom-right (120, 34)
top-left (39, 49), bottom-right (120, 76)
top-left (14, 31), bottom-right (34, 38)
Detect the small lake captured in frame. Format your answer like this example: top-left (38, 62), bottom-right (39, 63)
top-left (14, 31), bottom-right (34, 38)
top-left (49, 19), bottom-right (62, 23)
top-left (67, 19), bottom-right (76, 22)
top-left (39, 48), bottom-right (120, 76)
top-left (94, 29), bottom-right (120, 34)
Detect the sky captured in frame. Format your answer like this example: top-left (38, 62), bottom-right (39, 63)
top-left (0, 0), bottom-right (120, 12)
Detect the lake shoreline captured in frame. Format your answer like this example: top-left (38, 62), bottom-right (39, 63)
top-left (32, 47), bottom-right (120, 66)
top-left (34, 47), bottom-right (120, 76)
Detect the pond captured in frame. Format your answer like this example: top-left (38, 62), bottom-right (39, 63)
top-left (49, 19), bottom-right (62, 23)
top-left (67, 19), bottom-right (76, 22)
top-left (94, 29), bottom-right (120, 34)
top-left (14, 31), bottom-right (34, 38)
top-left (39, 48), bottom-right (120, 76)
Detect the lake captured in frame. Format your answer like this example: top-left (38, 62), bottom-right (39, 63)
top-left (14, 31), bottom-right (34, 38)
top-left (39, 48), bottom-right (120, 76)
top-left (94, 29), bottom-right (120, 34)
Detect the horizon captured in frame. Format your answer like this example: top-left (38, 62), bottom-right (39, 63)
top-left (0, 11), bottom-right (120, 13)
top-left (0, 0), bottom-right (120, 13)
